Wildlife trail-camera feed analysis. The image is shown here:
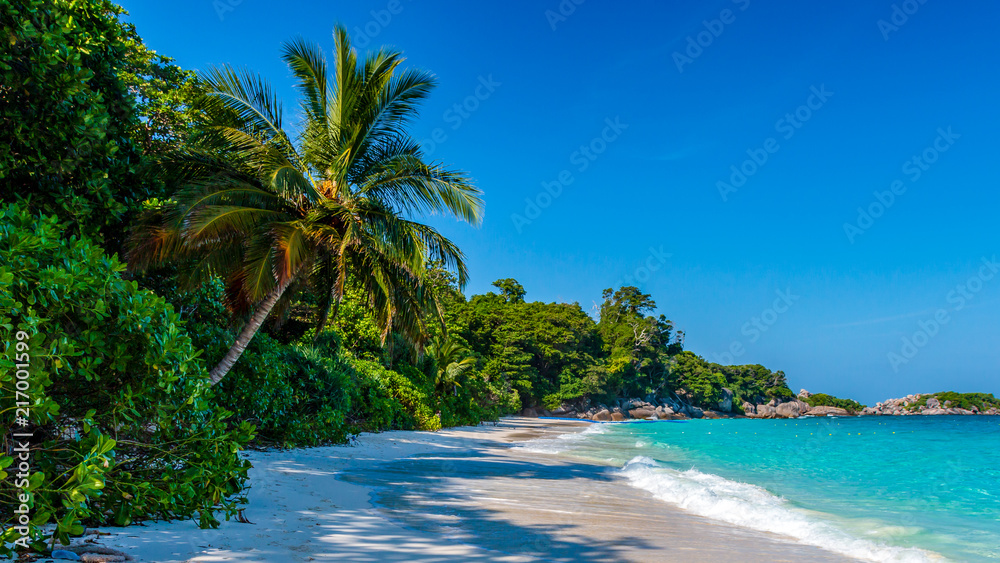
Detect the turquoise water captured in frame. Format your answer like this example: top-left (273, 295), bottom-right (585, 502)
top-left (522, 416), bottom-right (1000, 562)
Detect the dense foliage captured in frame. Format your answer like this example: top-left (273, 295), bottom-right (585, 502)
top-left (805, 393), bottom-right (866, 413)
top-left (0, 0), bottom-right (195, 251)
top-left (0, 205), bottom-right (253, 556)
top-left (434, 278), bottom-right (794, 412)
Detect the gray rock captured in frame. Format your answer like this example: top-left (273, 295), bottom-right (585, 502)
top-left (550, 402), bottom-right (575, 416)
top-left (805, 405), bottom-right (848, 417)
top-left (688, 406), bottom-right (704, 419)
top-left (926, 397), bottom-right (940, 409)
top-left (755, 404), bottom-right (778, 419)
top-left (741, 401), bottom-right (756, 415)
top-left (655, 405), bottom-right (675, 417)
top-left (775, 401), bottom-right (805, 418)
top-left (922, 408), bottom-right (949, 415)
top-left (798, 388), bottom-right (812, 399)
top-left (717, 388), bottom-right (734, 413)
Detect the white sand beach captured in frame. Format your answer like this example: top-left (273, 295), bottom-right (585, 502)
top-left (82, 418), bottom-right (857, 562)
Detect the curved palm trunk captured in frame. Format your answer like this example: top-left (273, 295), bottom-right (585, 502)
top-left (208, 279), bottom-right (292, 386)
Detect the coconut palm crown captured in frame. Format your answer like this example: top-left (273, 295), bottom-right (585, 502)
top-left (129, 26), bottom-right (483, 386)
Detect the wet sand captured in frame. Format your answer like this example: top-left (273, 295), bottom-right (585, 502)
top-left (91, 417), bottom-right (857, 562)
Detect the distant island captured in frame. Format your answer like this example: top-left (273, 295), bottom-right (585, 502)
top-left (523, 390), bottom-right (1000, 421)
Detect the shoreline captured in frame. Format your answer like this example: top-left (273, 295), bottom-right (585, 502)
top-left (86, 417), bottom-right (858, 562)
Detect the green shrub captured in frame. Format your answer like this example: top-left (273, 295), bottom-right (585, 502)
top-left (0, 204), bottom-right (253, 556)
top-left (0, 0), bottom-right (144, 247)
top-left (213, 336), bottom-right (355, 447)
top-left (351, 360), bottom-right (441, 432)
top-left (805, 393), bottom-right (865, 413)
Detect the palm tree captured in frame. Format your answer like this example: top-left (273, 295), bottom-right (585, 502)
top-left (129, 27), bottom-right (483, 386)
top-left (426, 335), bottom-right (477, 396)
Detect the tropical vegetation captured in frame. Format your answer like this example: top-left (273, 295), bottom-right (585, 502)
top-left (0, 1), bottom-right (815, 557)
top-left (804, 393), bottom-right (866, 413)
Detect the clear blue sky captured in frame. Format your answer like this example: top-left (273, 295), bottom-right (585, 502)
top-left (120, 0), bottom-right (999, 405)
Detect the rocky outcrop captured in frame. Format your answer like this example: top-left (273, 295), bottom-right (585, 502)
top-left (863, 394), bottom-right (925, 416)
top-left (863, 394), bottom-right (1000, 416)
top-left (629, 407), bottom-right (657, 420)
top-left (685, 405), bottom-right (704, 419)
top-left (549, 403), bottom-right (577, 417)
top-left (592, 409), bottom-right (612, 421)
top-left (798, 389), bottom-right (812, 399)
top-left (805, 405), bottom-right (848, 417)
top-left (775, 400), bottom-right (810, 418)
top-left (752, 404), bottom-right (778, 419)
top-left (717, 388), bottom-right (734, 413)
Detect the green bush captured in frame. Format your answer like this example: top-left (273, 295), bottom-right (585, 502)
top-left (351, 360), bottom-right (441, 432)
top-left (0, 204), bottom-right (253, 556)
top-left (672, 352), bottom-right (727, 408)
top-left (0, 0), bottom-right (144, 247)
top-left (805, 393), bottom-right (865, 413)
top-left (441, 370), bottom-right (517, 426)
top-left (213, 335), bottom-right (356, 447)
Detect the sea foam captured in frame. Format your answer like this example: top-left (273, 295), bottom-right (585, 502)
top-left (620, 456), bottom-right (941, 563)
top-left (514, 423), bottom-right (606, 455)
